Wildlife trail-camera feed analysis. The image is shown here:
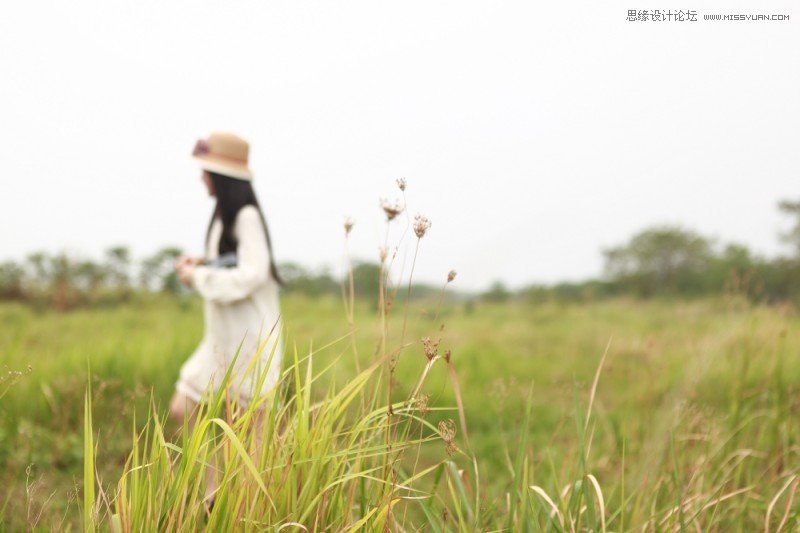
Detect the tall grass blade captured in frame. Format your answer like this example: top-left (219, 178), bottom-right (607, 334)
top-left (83, 378), bottom-right (95, 533)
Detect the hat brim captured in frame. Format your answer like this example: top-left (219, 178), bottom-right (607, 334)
top-left (192, 155), bottom-right (253, 181)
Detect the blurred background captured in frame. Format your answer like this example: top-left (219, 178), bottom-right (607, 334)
top-left (1, 1), bottom-right (799, 529)
top-left (1, 0), bottom-right (798, 293)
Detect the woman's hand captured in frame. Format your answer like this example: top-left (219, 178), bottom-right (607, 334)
top-left (175, 254), bottom-right (202, 287)
top-left (176, 263), bottom-right (196, 287)
top-left (175, 254), bottom-right (203, 270)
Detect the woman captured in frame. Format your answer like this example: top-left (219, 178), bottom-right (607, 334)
top-left (170, 132), bottom-right (283, 426)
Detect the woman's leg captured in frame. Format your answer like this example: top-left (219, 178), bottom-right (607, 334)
top-left (168, 391), bottom-right (219, 505)
top-left (169, 391), bottom-right (199, 428)
top-left (250, 406), bottom-right (267, 455)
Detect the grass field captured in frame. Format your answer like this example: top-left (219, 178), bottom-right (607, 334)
top-left (1, 293), bottom-right (798, 530)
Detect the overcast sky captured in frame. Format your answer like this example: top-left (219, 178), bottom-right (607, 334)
top-left (1, 1), bottom-right (798, 290)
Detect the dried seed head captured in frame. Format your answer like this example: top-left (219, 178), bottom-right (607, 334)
top-left (417, 393), bottom-right (430, 417)
top-left (343, 217), bottom-right (354, 235)
top-left (378, 246), bottom-right (388, 263)
top-left (422, 336), bottom-right (440, 361)
top-left (447, 270), bottom-right (457, 283)
top-left (444, 349), bottom-right (452, 363)
top-left (438, 419), bottom-right (457, 456)
top-left (380, 198), bottom-right (404, 221)
top-left (438, 419), bottom-right (456, 441)
top-left (396, 177), bottom-right (407, 191)
top-left (413, 214), bottom-right (431, 238)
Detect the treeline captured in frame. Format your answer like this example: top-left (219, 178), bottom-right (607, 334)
top-left (494, 199), bottom-right (800, 304)
top-left (6, 229), bottom-right (799, 312)
top-left (0, 246), bottom-right (184, 310)
top-left (4, 199), bottom-right (800, 310)
top-left (0, 248), bottom-right (445, 311)
top-left (510, 228), bottom-right (800, 304)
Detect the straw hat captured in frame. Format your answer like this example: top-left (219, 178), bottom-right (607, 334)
top-left (192, 132), bottom-right (253, 181)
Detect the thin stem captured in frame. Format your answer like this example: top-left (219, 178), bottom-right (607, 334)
top-left (431, 279), bottom-right (449, 327)
top-left (400, 238), bottom-right (421, 348)
top-left (340, 234), bottom-right (359, 373)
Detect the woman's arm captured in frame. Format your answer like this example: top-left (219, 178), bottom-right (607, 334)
top-left (190, 206), bottom-right (270, 303)
top-left (175, 254), bottom-right (204, 270)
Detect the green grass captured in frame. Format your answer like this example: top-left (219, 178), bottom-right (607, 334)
top-left (1, 294), bottom-right (799, 530)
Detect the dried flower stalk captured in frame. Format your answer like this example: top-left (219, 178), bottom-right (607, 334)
top-left (413, 214), bottom-right (431, 238)
top-left (380, 198), bottom-right (404, 221)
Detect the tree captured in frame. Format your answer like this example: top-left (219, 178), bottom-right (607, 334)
top-left (778, 199), bottom-right (800, 255)
top-left (277, 262), bottom-right (339, 296)
top-left (603, 226), bottom-right (714, 296)
top-left (26, 251), bottom-right (48, 279)
top-left (75, 260), bottom-right (108, 301)
top-left (0, 261), bottom-right (25, 299)
top-left (105, 245), bottom-right (132, 296)
top-left (49, 253), bottom-right (76, 310)
top-left (352, 262), bottom-right (381, 300)
top-left (483, 281), bottom-right (511, 302)
top-left (25, 251), bottom-right (50, 298)
top-left (139, 247), bottom-right (182, 293)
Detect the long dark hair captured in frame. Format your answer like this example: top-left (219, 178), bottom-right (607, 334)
top-left (205, 172), bottom-right (282, 285)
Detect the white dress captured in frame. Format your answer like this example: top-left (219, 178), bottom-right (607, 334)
top-left (175, 205), bottom-right (283, 404)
